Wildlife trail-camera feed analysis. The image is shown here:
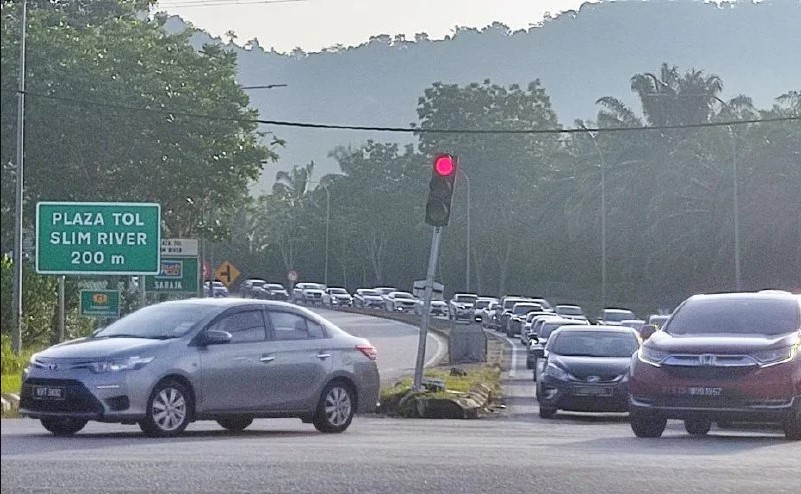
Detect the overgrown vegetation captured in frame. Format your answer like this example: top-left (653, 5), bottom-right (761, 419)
top-left (379, 365), bottom-right (502, 417)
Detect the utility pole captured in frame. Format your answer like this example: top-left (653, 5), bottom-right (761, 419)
top-left (11, 0), bottom-right (28, 354)
top-left (459, 169), bottom-right (471, 293)
top-left (413, 227), bottom-right (443, 391)
top-left (729, 126), bottom-right (742, 291)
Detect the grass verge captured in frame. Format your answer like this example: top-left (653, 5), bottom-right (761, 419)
top-left (379, 365), bottom-right (502, 417)
top-left (1, 374), bottom-right (21, 394)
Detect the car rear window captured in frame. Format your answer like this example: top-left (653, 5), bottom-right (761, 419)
top-left (666, 297), bottom-right (800, 336)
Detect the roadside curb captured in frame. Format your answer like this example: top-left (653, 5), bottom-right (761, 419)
top-left (2, 393), bottom-right (20, 413)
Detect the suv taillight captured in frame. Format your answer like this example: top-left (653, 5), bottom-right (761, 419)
top-left (356, 344), bottom-right (378, 361)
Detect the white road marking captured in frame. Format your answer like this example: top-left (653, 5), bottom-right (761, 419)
top-left (503, 335), bottom-right (519, 377)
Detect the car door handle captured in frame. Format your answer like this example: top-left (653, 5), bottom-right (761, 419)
top-left (259, 355), bottom-right (276, 363)
top-left (316, 353), bottom-right (331, 360)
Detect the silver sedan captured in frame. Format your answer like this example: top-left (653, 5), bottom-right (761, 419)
top-left (20, 298), bottom-right (380, 437)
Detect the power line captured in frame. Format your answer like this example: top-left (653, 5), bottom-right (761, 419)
top-left (157, 0), bottom-right (309, 8)
top-left (13, 89), bottom-right (801, 135)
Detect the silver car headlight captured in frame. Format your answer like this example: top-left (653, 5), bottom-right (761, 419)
top-left (90, 356), bottom-right (154, 373)
top-left (752, 346), bottom-right (797, 367)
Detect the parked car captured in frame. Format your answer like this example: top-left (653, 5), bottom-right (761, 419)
top-left (528, 318), bottom-right (587, 373)
top-left (323, 287), bottom-right (353, 307)
top-left (473, 297), bottom-right (499, 322)
top-left (240, 278), bottom-right (267, 298)
top-left (293, 282), bottom-right (327, 305)
top-left (384, 291), bottom-right (418, 313)
top-left (204, 281), bottom-right (229, 298)
top-left (353, 289), bottom-right (385, 309)
top-left (449, 293), bottom-right (479, 322)
top-left (19, 298), bottom-right (380, 437)
top-left (629, 291), bottom-right (801, 440)
top-left (506, 302), bottom-right (544, 337)
top-left (555, 304), bottom-right (588, 322)
top-left (596, 308), bottom-right (637, 326)
top-left (256, 283), bottom-right (290, 301)
top-left (535, 326), bottom-right (641, 419)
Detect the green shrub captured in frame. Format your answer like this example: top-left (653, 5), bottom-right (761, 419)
top-left (1, 334), bottom-right (32, 375)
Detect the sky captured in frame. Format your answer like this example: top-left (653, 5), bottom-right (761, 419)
top-left (154, 0), bottom-right (599, 53)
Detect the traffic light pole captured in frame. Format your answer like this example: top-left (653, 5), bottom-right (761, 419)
top-left (412, 226), bottom-right (443, 392)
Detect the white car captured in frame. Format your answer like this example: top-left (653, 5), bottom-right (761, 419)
top-left (293, 282), bottom-right (327, 305)
top-left (384, 291), bottom-right (418, 313)
top-left (596, 308), bottom-right (637, 326)
top-left (449, 293), bottom-right (479, 321)
top-left (353, 289), bottom-right (385, 309)
top-left (555, 304), bottom-right (588, 322)
top-left (240, 278), bottom-right (267, 298)
top-left (323, 287), bottom-right (353, 307)
top-left (473, 297), bottom-right (499, 322)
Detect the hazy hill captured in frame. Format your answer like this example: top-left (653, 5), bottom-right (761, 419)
top-left (164, 0), bottom-right (801, 191)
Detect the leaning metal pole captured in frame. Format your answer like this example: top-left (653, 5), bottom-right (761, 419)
top-left (413, 227), bottom-right (443, 391)
top-left (12, 0), bottom-right (28, 355)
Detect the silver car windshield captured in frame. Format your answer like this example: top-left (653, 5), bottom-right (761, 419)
top-left (94, 303), bottom-right (219, 339)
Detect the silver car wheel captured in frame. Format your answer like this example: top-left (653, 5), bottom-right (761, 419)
top-left (324, 386), bottom-right (352, 427)
top-left (152, 387), bottom-right (187, 432)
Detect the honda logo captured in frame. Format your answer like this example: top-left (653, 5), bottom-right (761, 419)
top-left (699, 354), bottom-right (716, 367)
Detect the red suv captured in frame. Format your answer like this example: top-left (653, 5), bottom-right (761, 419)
top-left (629, 291), bottom-right (801, 439)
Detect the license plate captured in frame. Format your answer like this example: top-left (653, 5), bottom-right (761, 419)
top-left (32, 386), bottom-right (66, 400)
top-left (662, 386), bottom-right (724, 397)
top-left (572, 386), bottom-right (613, 397)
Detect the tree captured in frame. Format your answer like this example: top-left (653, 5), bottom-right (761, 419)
top-left (0, 0), bottom-right (276, 253)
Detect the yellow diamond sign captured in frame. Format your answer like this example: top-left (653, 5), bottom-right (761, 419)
top-left (214, 260), bottom-right (240, 287)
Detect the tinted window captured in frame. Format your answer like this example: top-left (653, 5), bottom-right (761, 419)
top-left (475, 300), bottom-right (491, 309)
top-left (95, 303), bottom-right (219, 339)
top-left (269, 312), bottom-right (325, 340)
top-left (550, 331), bottom-right (640, 357)
top-left (212, 310), bottom-right (266, 344)
top-left (393, 292), bottom-right (415, 299)
top-left (360, 290), bottom-right (380, 296)
top-left (666, 297), bottom-right (800, 336)
top-left (455, 295), bottom-right (478, 303)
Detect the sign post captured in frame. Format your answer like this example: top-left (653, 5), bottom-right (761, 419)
top-left (413, 227), bottom-right (444, 392)
top-left (145, 239), bottom-right (199, 294)
top-left (36, 202), bottom-right (161, 275)
top-left (80, 290), bottom-right (121, 318)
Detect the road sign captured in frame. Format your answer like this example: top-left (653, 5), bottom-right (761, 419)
top-left (145, 257), bottom-right (199, 293)
top-left (79, 290), bottom-right (120, 318)
top-left (215, 260), bottom-right (240, 287)
top-left (36, 202), bottom-right (161, 275)
top-left (287, 270), bottom-right (299, 283)
top-left (160, 238), bottom-right (198, 257)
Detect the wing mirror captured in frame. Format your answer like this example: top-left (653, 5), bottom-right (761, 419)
top-left (639, 324), bottom-right (658, 341)
top-left (201, 329), bottom-right (233, 345)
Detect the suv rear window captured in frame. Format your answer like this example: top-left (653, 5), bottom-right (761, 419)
top-left (666, 297), bottom-right (800, 336)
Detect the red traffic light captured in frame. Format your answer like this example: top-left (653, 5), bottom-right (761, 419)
top-left (434, 155), bottom-right (455, 176)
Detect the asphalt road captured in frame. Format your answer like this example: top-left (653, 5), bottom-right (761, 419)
top-left (309, 307), bottom-right (448, 385)
top-left (3, 321), bottom-right (799, 494)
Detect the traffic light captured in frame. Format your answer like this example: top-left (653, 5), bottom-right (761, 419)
top-left (425, 154), bottom-right (457, 227)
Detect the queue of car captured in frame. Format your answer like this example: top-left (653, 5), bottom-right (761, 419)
top-left (481, 290), bottom-right (800, 440)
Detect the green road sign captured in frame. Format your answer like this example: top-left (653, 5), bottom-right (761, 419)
top-left (145, 257), bottom-right (199, 293)
top-left (36, 202), bottom-right (161, 275)
top-left (80, 290), bottom-right (120, 318)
